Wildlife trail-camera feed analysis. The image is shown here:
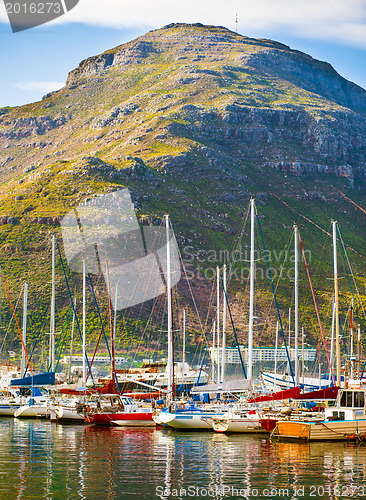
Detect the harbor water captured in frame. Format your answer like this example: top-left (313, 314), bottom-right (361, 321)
top-left (0, 418), bottom-right (365, 500)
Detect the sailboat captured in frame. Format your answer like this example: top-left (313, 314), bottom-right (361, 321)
top-left (271, 221), bottom-right (366, 441)
top-left (87, 213), bottom-right (179, 426)
top-left (261, 223), bottom-right (339, 392)
top-left (12, 237), bottom-right (58, 418)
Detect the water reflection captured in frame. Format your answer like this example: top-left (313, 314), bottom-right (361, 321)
top-left (0, 418), bottom-right (365, 499)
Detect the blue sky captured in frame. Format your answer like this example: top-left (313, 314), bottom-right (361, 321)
top-left (1, 0), bottom-right (366, 108)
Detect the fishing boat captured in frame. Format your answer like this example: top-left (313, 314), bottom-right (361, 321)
top-left (260, 386), bottom-right (339, 432)
top-left (85, 394), bottom-right (154, 426)
top-left (271, 387), bottom-right (366, 441)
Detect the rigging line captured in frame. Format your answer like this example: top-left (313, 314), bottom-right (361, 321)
top-left (337, 225), bottom-right (366, 323)
top-left (87, 270), bottom-right (114, 364)
top-left (226, 203), bottom-right (250, 286)
top-left (54, 308), bottom-right (74, 373)
top-left (25, 303), bottom-right (50, 371)
top-left (298, 233), bottom-right (335, 386)
top-left (339, 191), bottom-right (366, 215)
top-left (195, 324), bottom-right (213, 386)
top-left (311, 221), bottom-right (331, 279)
top-left (86, 310), bottom-right (109, 382)
top-left (263, 229), bottom-right (294, 337)
top-left (220, 273), bottom-right (247, 379)
top-left (118, 220), bottom-right (165, 357)
top-left (56, 240), bottom-right (96, 387)
top-left (0, 283), bottom-right (24, 356)
top-left (2, 275), bottom-right (33, 376)
top-left (47, 304), bottom-right (73, 372)
top-left (104, 261), bottom-right (122, 394)
top-left (336, 225), bottom-right (366, 380)
top-left (255, 212), bottom-right (295, 386)
top-left (271, 193), bottom-right (364, 259)
top-left (171, 224), bottom-right (206, 339)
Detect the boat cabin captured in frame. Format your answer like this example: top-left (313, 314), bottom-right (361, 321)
top-left (96, 395), bottom-right (140, 413)
top-left (324, 389), bottom-right (365, 421)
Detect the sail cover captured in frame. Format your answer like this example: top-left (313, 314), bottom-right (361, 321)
top-left (10, 372), bottom-right (55, 386)
top-left (247, 386), bottom-right (301, 403)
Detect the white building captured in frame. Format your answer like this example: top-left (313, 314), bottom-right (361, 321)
top-left (209, 346), bottom-right (316, 364)
top-left (63, 355), bottom-right (127, 365)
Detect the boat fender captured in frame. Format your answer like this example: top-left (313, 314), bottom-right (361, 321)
top-left (86, 406), bottom-right (91, 413)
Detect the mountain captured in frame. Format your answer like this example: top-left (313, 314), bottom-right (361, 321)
top-left (0, 23), bottom-right (365, 360)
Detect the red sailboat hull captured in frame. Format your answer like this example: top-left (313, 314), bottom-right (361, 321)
top-left (86, 411), bottom-right (154, 425)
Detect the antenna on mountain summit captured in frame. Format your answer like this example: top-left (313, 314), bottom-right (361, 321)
top-left (235, 13), bottom-right (238, 33)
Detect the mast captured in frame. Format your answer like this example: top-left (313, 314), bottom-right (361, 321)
top-left (332, 221), bottom-right (341, 386)
top-left (68, 296), bottom-right (76, 384)
top-left (328, 296), bottom-right (335, 383)
top-left (114, 286), bottom-right (118, 348)
top-left (288, 307), bottom-right (291, 349)
top-left (21, 283), bottom-right (28, 377)
top-left (165, 214), bottom-right (174, 401)
top-left (82, 260), bottom-right (86, 388)
top-left (302, 327), bottom-right (305, 388)
top-left (357, 327), bottom-right (361, 378)
top-left (248, 198), bottom-right (255, 380)
top-left (0, 265), bottom-right (1, 367)
top-left (216, 266), bottom-right (220, 383)
top-left (109, 288), bottom-right (116, 388)
top-left (49, 234), bottom-right (56, 372)
top-left (212, 321), bottom-right (216, 382)
top-left (350, 300), bottom-right (354, 380)
top-left (294, 225), bottom-right (299, 387)
top-left (274, 321), bottom-right (278, 392)
top-left (221, 264), bottom-right (227, 383)
top-left (182, 309), bottom-right (186, 387)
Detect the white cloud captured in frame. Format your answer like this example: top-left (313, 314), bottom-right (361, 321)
top-left (1, 0), bottom-right (366, 48)
top-left (15, 81), bottom-right (65, 93)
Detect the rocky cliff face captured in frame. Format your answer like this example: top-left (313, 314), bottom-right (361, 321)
top-left (1, 23), bottom-right (366, 190)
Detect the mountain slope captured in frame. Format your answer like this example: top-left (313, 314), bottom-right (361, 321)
top-left (0, 23), bottom-right (365, 361)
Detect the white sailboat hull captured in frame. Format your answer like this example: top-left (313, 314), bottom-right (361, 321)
top-left (0, 404), bottom-right (20, 416)
top-left (14, 405), bottom-right (51, 418)
top-left (54, 406), bottom-right (85, 422)
top-left (212, 416), bottom-right (267, 433)
top-left (158, 411), bottom-right (219, 430)
top-left (262, 371), bottom-right (335, 392)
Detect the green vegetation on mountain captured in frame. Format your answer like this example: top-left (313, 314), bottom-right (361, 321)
top-left (0, 23), bottom-right (365, 369)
